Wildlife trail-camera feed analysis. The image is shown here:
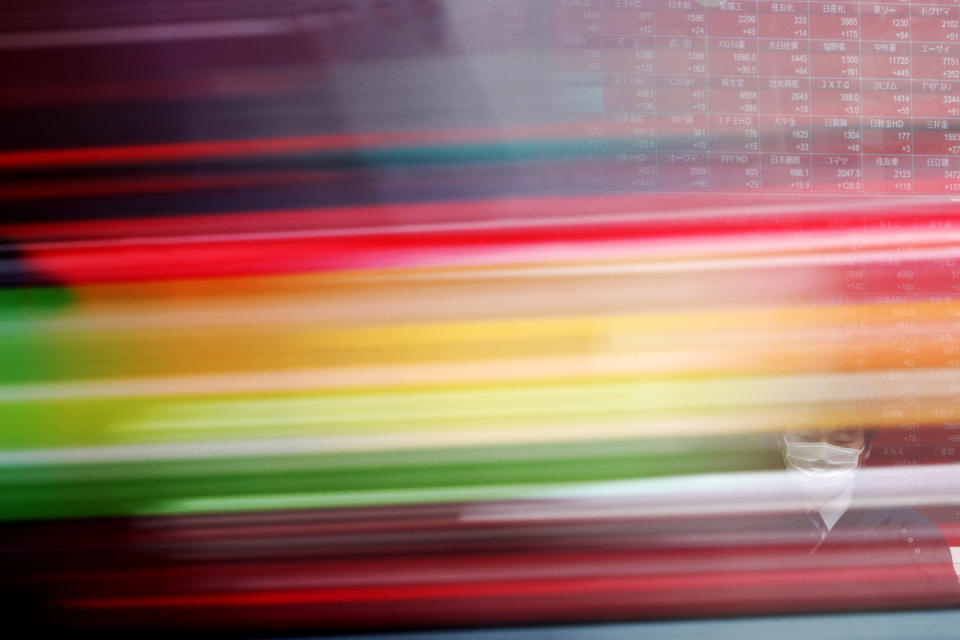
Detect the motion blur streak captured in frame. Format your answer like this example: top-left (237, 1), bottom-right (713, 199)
top-left (2, 0), bottom-right (960, 635)
top-left (9, 197), bottom-right (960, 283)
top-left (0, 125), bottom-right (596, 169)
top-left (3, 188), bottom-right (960, 631)
top-left (8, 477), bottom-right (958, 632)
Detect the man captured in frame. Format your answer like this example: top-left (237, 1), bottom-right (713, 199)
top-left (782, 427), bottom-right (872, 538)
top-left (780, 427), bottom-right (960, 609)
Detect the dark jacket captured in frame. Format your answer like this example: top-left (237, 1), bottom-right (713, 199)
top-left (805, 505), bottom-right (960, 610)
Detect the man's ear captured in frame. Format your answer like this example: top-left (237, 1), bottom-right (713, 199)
top-left (861, 428), bottom-right (879, 465)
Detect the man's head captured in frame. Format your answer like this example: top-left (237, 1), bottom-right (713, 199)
top-left (780, 427), bottom-right (877, 502)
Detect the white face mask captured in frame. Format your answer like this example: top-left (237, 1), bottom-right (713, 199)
top-left (783, 439), bottom-right (863, 501)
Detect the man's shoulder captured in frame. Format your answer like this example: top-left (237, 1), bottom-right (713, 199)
top-left (870, 505), bottom-right (937, 527)
top-left (840, 504), bottom-right (950, 548)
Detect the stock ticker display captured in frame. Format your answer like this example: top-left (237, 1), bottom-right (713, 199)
top-left (3, 1), bottom-right (960, 634)
top-left (549, 0), bottom-right (960, 193)
top-left (2, 0), bottom-right (960, 469)
top-left (3, 3), bottom-right (960, 452)
top-left (543, 2), bottom-right (960, 468)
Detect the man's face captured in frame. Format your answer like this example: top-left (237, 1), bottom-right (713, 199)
top-left (782, 427), bottom-right (870, 467)
top-left (780, 428), bottom-right (870, 501)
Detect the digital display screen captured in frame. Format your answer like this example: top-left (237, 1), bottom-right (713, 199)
top-left (11, 1), bottom-right (960, 202)
top-left (547, 0), bottom-right (960, 194)
top-left (2, 2), bottom-right (960, 634)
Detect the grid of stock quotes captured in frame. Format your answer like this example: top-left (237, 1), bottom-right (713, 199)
top-left (549, 0), bottom-right (960, 193)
